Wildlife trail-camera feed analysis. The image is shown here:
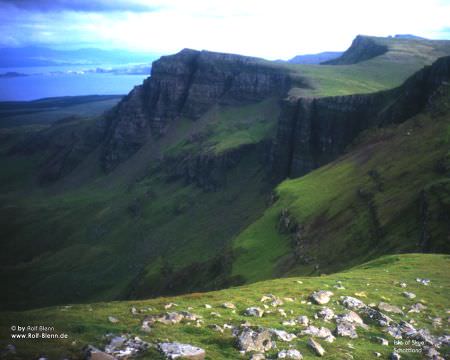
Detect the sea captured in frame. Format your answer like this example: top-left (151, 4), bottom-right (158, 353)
top-left (0, 65), bottom-right (149, 101)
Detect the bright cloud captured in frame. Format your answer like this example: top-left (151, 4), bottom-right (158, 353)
top-left (0, 0), bottom-right (449, 59)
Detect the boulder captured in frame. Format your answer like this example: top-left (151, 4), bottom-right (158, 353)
top-left (107, 316), bottom-right (119, 323)
top-left (341, 296), bottom-right (366, 310)
top-left (208, 324), bottom-right (223, 333)
top-left (297, 315), bottom-right (309, 326)
top-left (278, 349), bottom-right (303, 359)
top-left (408, 303), bottom-right (427, 313)
top-left (307, 338), bottom-right (325, 357)
top-left (416, 278), bottom-right (430, 285)
top-left (336, 311), bottom-right (365, 327)
top-left (316, 307), bottom-right (335, 322)
top-left (373, 337), bottom-right (389, 346)
top-left (270, 329), bottom-right (297, 342)
top-left (402, 292), bottom-right (416, 299)
top-left (244, 307), bottom-right (264, 318)
top-left (237, 328), bottom-right (273, 353)
top-left (250, 354), bottom-right (266, 360)
top-left (300, 326), bottom-right (335, 342)
top-left (222, 302), bottom-right (236, 309)
top-left (310, 291), bottom-right (334, 305)
top-left (335, 322), bottom-right (358, 339)
top-left (159, 342), bottom-right (205, 360)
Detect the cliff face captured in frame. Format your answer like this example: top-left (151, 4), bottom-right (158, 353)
top-left (322, 35), bottom-right (388, 65)
top-left (101, 49), bottom-right (293, 171)
top-left (272, 56), bottom-right (450, 180)
top-left (162, 141), bottom-right (271, 191)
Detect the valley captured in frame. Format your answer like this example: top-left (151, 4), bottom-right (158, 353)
top-left (0, 35), bottom-right (449, 359)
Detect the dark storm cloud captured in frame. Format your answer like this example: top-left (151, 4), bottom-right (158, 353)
top-left (0, 0), bottom-right (159, 13)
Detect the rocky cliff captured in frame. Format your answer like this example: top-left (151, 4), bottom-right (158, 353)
top-left (322, 35), bottom-right (388, 65)
top-left (101, 49), bottom-right (294, 171)
top-left (272, 56), bottom-right (450, 180)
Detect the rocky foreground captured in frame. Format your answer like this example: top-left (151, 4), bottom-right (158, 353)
top-left (0, 254), bottom-right (448, 359)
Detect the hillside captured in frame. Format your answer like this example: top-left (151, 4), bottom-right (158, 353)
top-left (287, 35), bottom-right (450, 97)
top-left (232, 81), bottom-right (450, 283)
top-left (0, 254), bottom-right (448, 359)
top-left (0, 35), bottom-right (449, 315)
top-left (287, 52), bottom-right (343, 65)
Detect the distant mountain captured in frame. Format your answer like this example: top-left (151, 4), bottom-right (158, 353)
top-left (0, 46), bottom-right (158, 67)
top-left (393, 34), bottom-right (427, 39)
top-left (287, 51), bottom-right (343, 64)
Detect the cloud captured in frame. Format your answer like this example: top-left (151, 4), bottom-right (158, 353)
top-left (0, 0), bottom-right (158, 13)
top-left (0, 0), bottom-right (449, 59)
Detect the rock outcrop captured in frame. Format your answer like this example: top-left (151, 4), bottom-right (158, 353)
top-left (322, 35), bottom-right (388, 65)
top-left (101, 49), bottom-right (294, 171)
top-left (271, 56), bottom-right (450, 181)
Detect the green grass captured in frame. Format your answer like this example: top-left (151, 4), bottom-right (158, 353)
top-left (0, 254), bottom-right (448, 359)
top-left (165, 98), bottom-right (280, 157)
top-left (232, 94), bottom-right (450, 283)
top-left (284, 36), bottom-right (450, 97)
top-left (0, 134), bottom-right (271, 309)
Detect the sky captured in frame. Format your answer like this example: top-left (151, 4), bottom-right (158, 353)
top-left (0, 0), bottom-right (449, 60)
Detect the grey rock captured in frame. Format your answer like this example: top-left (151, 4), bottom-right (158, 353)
top-left (423, 346), bottom-right (444, 359)
top-left (270, 329), bottom-right (297, 342)
top-left (143, 311), bottom-right (200, 327)
top-left (107, 316), bottom-right (119, 323)
top-left (336, 311), bottom-right (365, 327)
top-left (159, 342), bottom-right (205, 359)
top-left (310, 290), bottom-right (334, 305)
top-left (316, 307), bottom-right (335, 322)
top-left (208, 324), bottom-right (224, 333)
top-left (237, 328), bottom-right (273, 353)
top-left (297, 315), bottom-right (309, 326)
top-left (408, 303), bottom-right (427, 313)
top-left (84, 345), bottom-right (115, 360)
top-left (402, 292), bottom-right (416, 299)
top-left (2, 344), bottom-right (16, 355)
top-left (307, 338), bottom-right (325, 357)
top-left (300, 326), bottom-right (335, 342)
top-left (104, 335), bottom-right (149, 358)
top-left (341, 296), bottom-right (366, 310)
top-left (432, 317), bottom-right (442, 328)
top-left (416, 278), bottom-right (431, 285)
top-left (389, 352), bottom-right (401, 360)
top-left (222, 302), bottom-right (236, 309)
top-left (373, 337), bottom-right (389, 346)
top-left (282, 319), bottom-right (297, 326)
top-left (245, 307), bottom-right (264, 318)
top-left (250, 354), bottom-right (266, 360)
top-left (362, 306), bottom-right (394, 326)
top-left (335, 322), bottom-right (358, 339)
top-left (278, 349), bottom-right (303, 359)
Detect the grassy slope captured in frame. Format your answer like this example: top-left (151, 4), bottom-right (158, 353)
top-left (232, 87), bottom-right (450, 284)
top-left (0, 95), bottom-right (123, 128)
top-left (164, 98), bottom-right (279, 156)
top-left (286, 36), bottom-right (450, 97)
top-left (0, 254), bottom-right (448, 359)
top-left (0, 99), bottom-right (279, 310)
